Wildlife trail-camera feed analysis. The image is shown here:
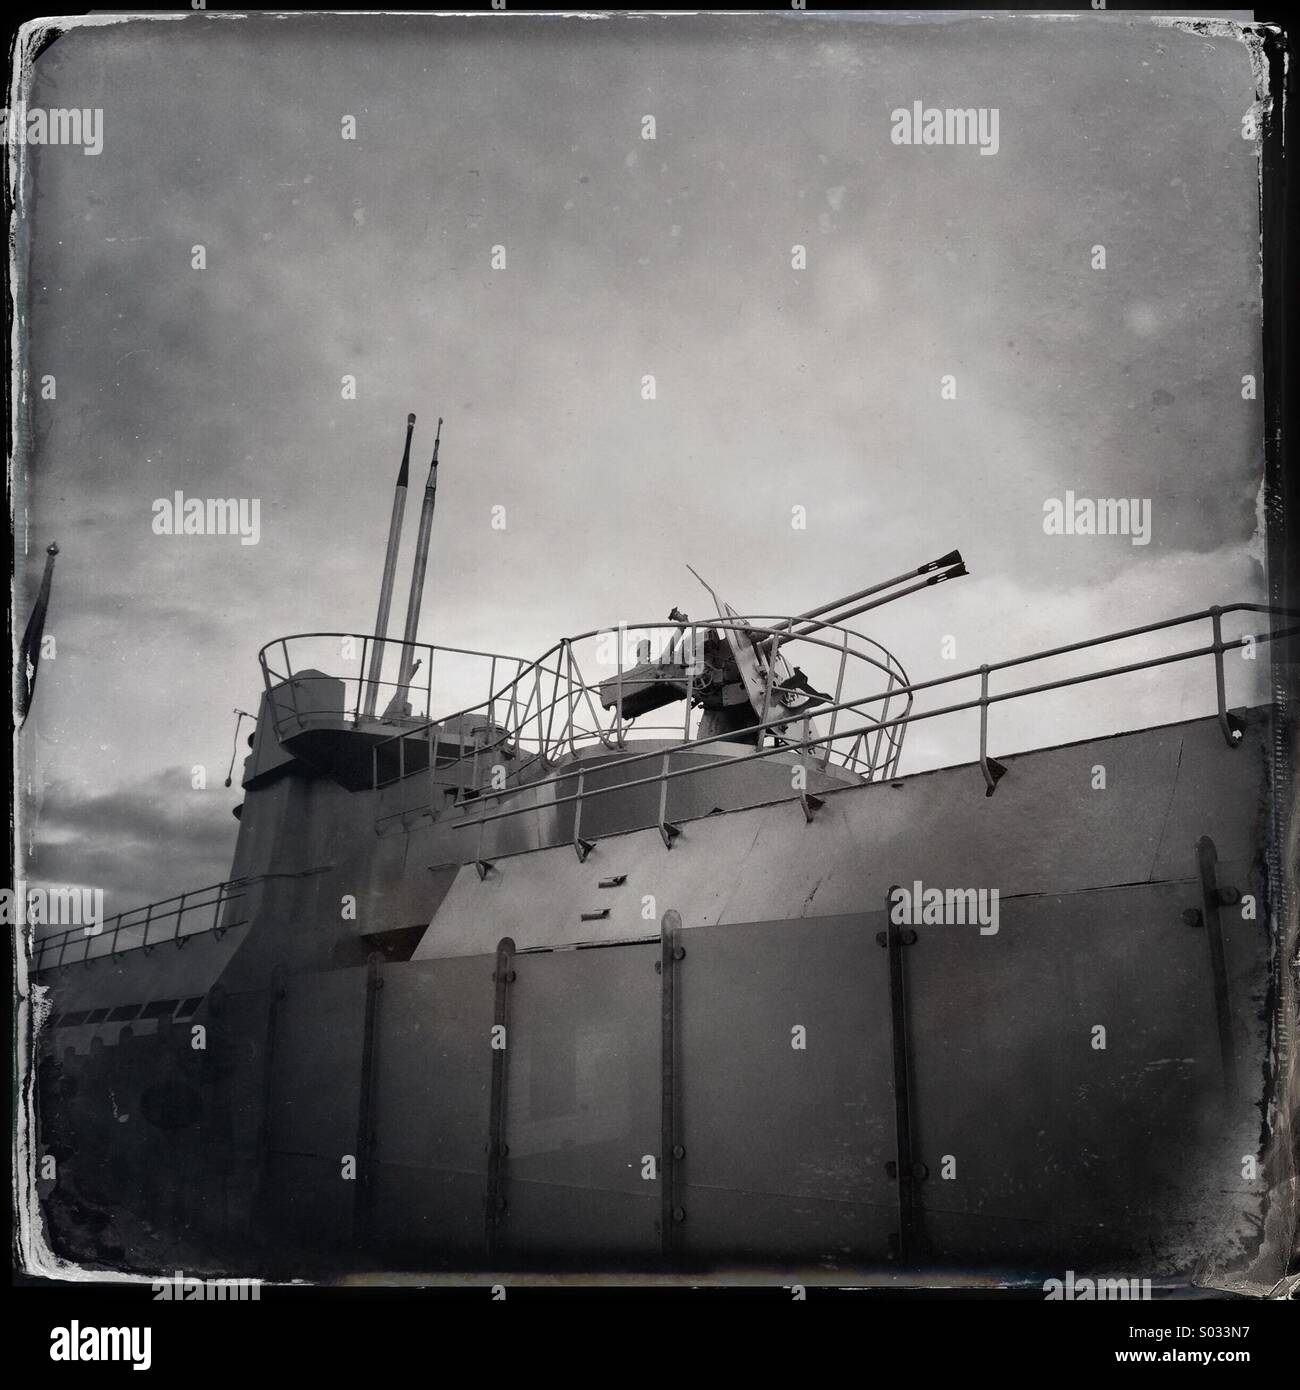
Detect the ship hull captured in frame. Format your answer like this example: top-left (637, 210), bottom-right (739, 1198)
top-left (32, 707), bottom-right (1285, 1285)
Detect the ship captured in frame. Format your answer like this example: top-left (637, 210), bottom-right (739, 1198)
top-left (22, 412), bottom-right (1297, 1289)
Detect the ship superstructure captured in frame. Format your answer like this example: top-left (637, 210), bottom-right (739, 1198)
top-left (26, 416), bottom-right (1296, 1286)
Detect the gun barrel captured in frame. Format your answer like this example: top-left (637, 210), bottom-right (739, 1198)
top-left (393, 418), bottom-right (445, 701)
top-left (782, 562), bottom-right (967, 638)
top-left (756, 551), bottom-right (964, 650)
top-left (765, 551), bottom-right (962, 635)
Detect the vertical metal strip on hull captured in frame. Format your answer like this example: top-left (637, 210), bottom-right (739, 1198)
top-left (883, 885), bottom-right (918, 1262)
top-left (352, 961), bottom-right (383, 1249)
top-left (485, 938), bottom-right (515, 1258)
top-left (659, 910), bottom-right (683, 1259)
top-left (1195, 837), bottom-right (1238, 1108)
top-left (251, 971), bottom-right (285, 1235)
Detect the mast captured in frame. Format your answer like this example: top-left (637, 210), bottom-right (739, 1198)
top-left (391, 417), bottom-right (443, 712)
top-left (361, 414), bottom-right (415, 718)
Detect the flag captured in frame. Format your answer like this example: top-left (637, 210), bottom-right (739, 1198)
top-left (18, 542), bottom-right (58, 722)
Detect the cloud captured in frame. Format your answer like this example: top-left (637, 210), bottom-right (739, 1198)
top-left (14, 15), bottom-right (1270, 905)
top-left (21, 771), bottom-right (238, 919)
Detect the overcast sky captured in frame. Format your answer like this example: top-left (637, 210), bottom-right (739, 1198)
top-left (14, 11), bottom-right (1270, 915)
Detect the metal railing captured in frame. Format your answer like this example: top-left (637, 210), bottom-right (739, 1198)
top-left (257, 633), bottom-right (529, 740)
top-left (443, 601), bottom-right (1297, 853)
top-left (367, 613), bottom-right (913, 799)
top-left (30, 879), bottom-right (252, 974)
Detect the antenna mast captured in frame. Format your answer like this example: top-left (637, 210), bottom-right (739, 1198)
top-left (390, 416), bottom-right (443, 715)
top-left (362, 414), bottom-right (415, 718)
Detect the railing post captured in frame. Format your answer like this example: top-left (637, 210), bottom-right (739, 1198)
top-left (532, 665), bottom-right (543, 763)
top-left (868, 671), bottom-right (896, 778)
top-left (173, 892), bottom-right (187, 947)
top-left (686, 627), bottom-right (696, 741)
top-left (1210, 607), bottom-right (1243, 747)
top-left (658, 753), bottom-right (681, 848)
top-left (565, 644), bottom-right (576, 756)
top-left (978, 665), bottom-right (1008, 796)
top-left (542, 646), bottom-right (564, 759)
top-left (757, 627), bottom-right (780, 739)
top-left (353, 636), bottom-right (368, 724)
top-left (823, 629), bottom-right (850, 770)
top-left (573, 767), bottom-right (594, 861)
top-left (279, 637), bottom-right (307, 733)
top-left (797, 712), bottom-right (824, 823)
top-left (614, 633), bottom-right (625, 749)
top-left (473, 794), bottom-right (494, 880)
top-left (506, 660), bottom-right (521, 751)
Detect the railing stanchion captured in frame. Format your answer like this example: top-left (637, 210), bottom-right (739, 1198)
top-left (685, 626), bottom-right (695, 741)
top-left (543, 647), bottom-right (564, 760)
top-left (1210, 607), bottom-right (1241, 747)
top-left (573, 767), bottom-right (595, 860)
top-left (615, 635), bottom-right (625, 748)
top-left (757, 629), bottom-right (780, 744)
top-left (473, 800), bottom-right (493, 879)
top-left (174, 892), bottom-right (187, 947)
top-left (868, 672), bottom-right (895, 777)
top-left (564, 644), bottom-right (578, 756)
top-left (824, 629), bottom-right (850, 770)
top-left (657, 752), bottom-right (681, 848)
top-left (978, 666), bottom-right (1007, 796)
top-left (353, 636), bottom-right (368, 724)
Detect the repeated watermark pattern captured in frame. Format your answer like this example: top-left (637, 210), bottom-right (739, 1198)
top-left (889, 880), bottom-right (1000, 935)
top-left (49, 1324), bottom-right (151, 1370)
top-left (151, 493), bottom-right (261, 545)
top-left (1043, 492), bottom-right (1152, 545)
top-left (2, 104), bottom-right (103, 154)
top-left (151, 1271), bottom-right (261, 1300)
top-left (1044, 1270), bottom-right (1152, 1300)
top-left (890, 102), bottom-right (1000, 155)
top-left (2, 882), bottom-right (103, 933)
